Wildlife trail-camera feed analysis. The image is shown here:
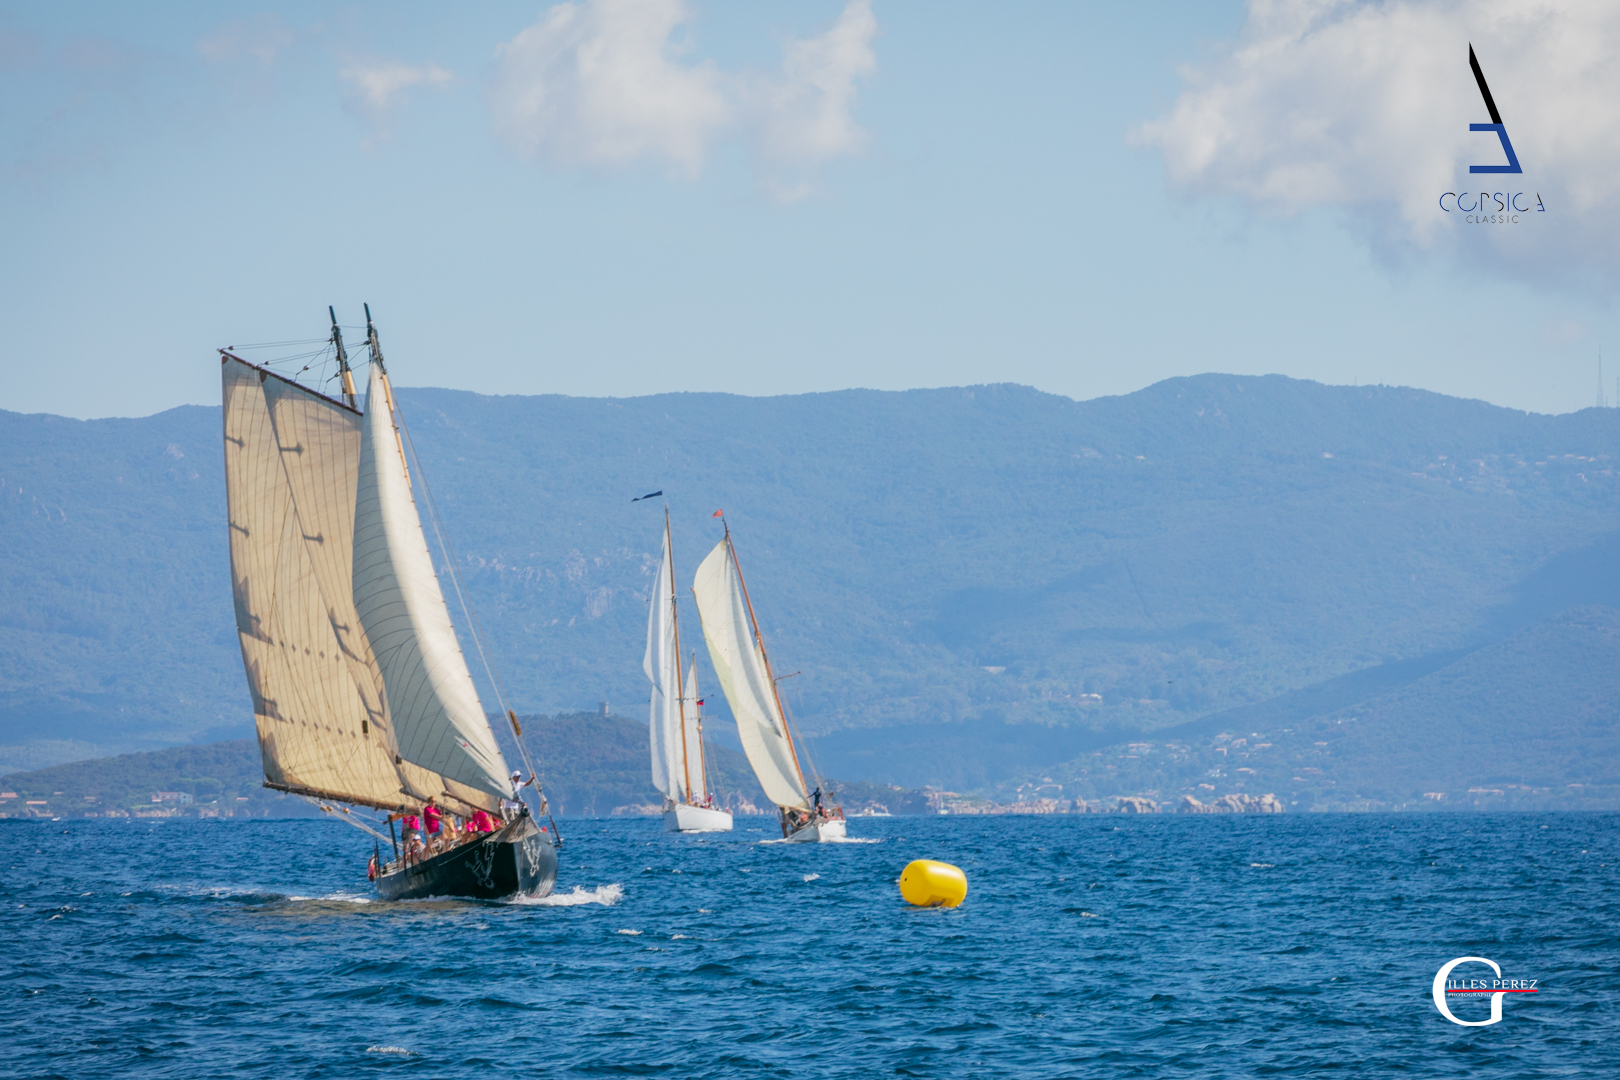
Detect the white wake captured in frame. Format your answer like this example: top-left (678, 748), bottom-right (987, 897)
top-left (506, 883), bottom-right (624, 907)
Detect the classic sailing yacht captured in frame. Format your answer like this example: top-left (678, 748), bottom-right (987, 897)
top-left (646, 509), bottom-right (732, 832)
top-left (219, 307), bottom-right (558, 900)
top-left (691, 518), bottom-right (846, 841)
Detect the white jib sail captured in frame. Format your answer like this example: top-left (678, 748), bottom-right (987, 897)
top-left (644, 527), bottom-right (684, 802)
top-left (683, 655), bottom-right (707, 803)
top-left (691, 539), bottom-right (808, 811)
top-left (352, 363), bottom-right (513, 801)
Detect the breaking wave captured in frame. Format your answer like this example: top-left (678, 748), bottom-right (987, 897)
top-left (507, 883), bottom-right (623, 907)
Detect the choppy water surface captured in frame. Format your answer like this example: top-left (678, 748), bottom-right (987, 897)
top-left (3, 814), bottom-right (1617, 1078)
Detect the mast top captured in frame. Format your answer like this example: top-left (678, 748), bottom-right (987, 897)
top-left (329, 306), bottom-right (357, 409)
top-left (365, 303), bottom-right (386, 374)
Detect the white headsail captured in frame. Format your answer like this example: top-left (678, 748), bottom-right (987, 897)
top-left (352, 362), bottom-right (513, 801)
top-left (682, 654), bottom-right (707, 803)
top-left (692, 537), bottom-right (809, 811)
top-left (644, 525), bottom-right (685, 801)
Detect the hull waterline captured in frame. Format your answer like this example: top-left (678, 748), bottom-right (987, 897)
top-left (784, 816), bottom-right (846, 842)
top-left (376, 811), bottom-right (558, 901)
top-left (663, 803), bottom-right (734, 832)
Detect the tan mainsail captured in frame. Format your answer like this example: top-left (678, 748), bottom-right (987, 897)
top-left (221, 355), bottom-right (496, 813)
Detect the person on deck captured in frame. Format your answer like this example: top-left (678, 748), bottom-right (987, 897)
top-left (402, 810), bottom-right (422, 849)
top-left (384, 809), bottom-right (426, 864)
top-left (423, 803), bottom-right (443, 852)
top-left (502, 771), bottom-right (534, 818)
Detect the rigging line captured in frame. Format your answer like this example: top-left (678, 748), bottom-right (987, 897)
top-left (724, 528), bottom-right (812, 801)
top-left (301, 796), bottom-right (394, 843)
top-left (395, 413), bottom-right (511, 717)
top-left (355, 325), bottom-right (542, 811)
top-left (399, 421), bottom-right (514, 732)
top-left (392, 398), bottom-right (545, 798)
top-left (231, 338), bottom-right (331, 349)
top-left (260, 351), bottom-right (337, 371)
top-left (777, 673), bottom-right (836, 809)
top-left (364, 322), bottom-right (557, 840)
top-left (264, 341), bottom-right (336, 359)
top-left (686, 589), bottom-right (725, 807)
top-left (262, 349), bottom-right (331, 364)
top-left (777, 684), bottom-right (836, 807)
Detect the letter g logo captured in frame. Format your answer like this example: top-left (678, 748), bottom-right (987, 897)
top-left (1433, 957), bottom-right (1504, 1026)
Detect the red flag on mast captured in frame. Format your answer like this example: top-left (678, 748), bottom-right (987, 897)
top-left (712, 509), bottom-right (723, 517)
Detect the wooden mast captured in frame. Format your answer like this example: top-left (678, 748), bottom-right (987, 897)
top-left (667, 507), bottom-right (695, 804)
top-left (722, 520), bottom-right (811, 799)
top-left (330, 306), bottom-right (357, 409)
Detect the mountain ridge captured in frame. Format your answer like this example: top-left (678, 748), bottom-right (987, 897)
top-left (4, 372), bottom-right (1618, 804)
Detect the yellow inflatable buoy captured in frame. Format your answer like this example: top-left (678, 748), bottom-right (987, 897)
top-left (898, 859), bottom-right (968, 907)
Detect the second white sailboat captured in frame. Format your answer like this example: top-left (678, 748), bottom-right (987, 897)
top-left (645, 507), bottom-right (732, 833)
top-left (691, 516), bottom-right (846, 842)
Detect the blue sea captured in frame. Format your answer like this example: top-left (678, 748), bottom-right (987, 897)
top-left (3, 813), bottom-right (1616, 1078)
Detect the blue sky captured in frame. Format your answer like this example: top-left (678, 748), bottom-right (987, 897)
top-left (2, 0), bottom-right (1616, 419)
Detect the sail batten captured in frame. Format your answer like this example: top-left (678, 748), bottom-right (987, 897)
top-left (352, 362), bottom-right (513, 801)
top-left (691, 536), bottom-right (809, 811)
top-left (223, 355), bottom-right (490, 810)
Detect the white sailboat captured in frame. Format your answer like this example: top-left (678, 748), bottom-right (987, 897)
top-left (646, 508), bottom-right (732, 832)
top-left (691, 517), bottom-right (846, 842)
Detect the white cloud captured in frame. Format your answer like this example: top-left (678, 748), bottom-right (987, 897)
top-left (746, 0), bottom-right (877, 167)
top-left (488, 0), bottom-right (876, 189)
top-left (342, 60), bottom-right (454, 116)
top-left (1135, 0), bottom-right (1620, 289)
top-left (489, 0), bottom-right (727, 176)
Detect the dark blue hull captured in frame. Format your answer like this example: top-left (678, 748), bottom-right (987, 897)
top-left (376, 811), bottom-right (558, 901)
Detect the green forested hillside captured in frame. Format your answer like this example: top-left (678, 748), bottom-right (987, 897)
top-left (0, 740), bottom-right (301, 818)
top-left (987, 607), bottom-right (1620, 811)
top-left (3, 373), bottom-right (1620, 803)
top-left (0, 713), bottom-right (770, 819)
top-left (505, 712), bottom-right (768, 816)
top-left (398, 375), bottom-right (1620, 750)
